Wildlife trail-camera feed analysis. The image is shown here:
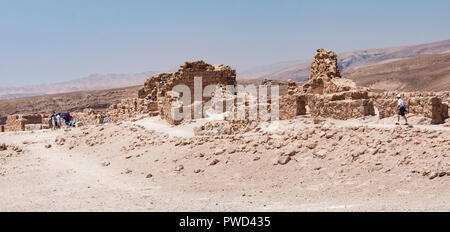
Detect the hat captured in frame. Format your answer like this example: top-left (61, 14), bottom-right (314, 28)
top-left (397, 94), bottom-right (401, 98)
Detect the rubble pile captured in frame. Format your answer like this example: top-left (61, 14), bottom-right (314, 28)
top-left (193, 120), bottom-right (260, 136)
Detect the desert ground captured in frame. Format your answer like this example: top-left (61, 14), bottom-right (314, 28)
top-left (1, 114), bottom-right (449, 211)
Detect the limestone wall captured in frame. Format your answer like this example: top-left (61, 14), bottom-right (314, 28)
top-left (72, 109), bottom-right (106, 126)
top-left (138, 61), bottom-right (236, 102)
top-left (4, 114), bottom-right (44, 132)
top-left (279, 49), bottom-right (375, 120)
top-left (107, 98), bottom-right (158, 122)
top-left (309, 97), bottom-right (375, 120)
top-left (372, 92), bottom-right (449, 124)
top-left (279, 94), bottom-right (307, 120)
top-left (137, 61), bottom-right (237, 125)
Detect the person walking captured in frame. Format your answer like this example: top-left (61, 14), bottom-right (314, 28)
top-left (50, 112), bottom-right (56, 130)
top-left (396, 94), bottom-right (408, 125)
top-left (56, 113), bottom-right (61, 129)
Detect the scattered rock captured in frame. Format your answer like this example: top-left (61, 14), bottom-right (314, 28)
top-left (306, 142), bottom-right (318, 150)
top-left (209, 159), bottom-right (220, 166)
top-left (313, 149), bottom-right (327, 159)
top-left (101, 162), bottom-right (111, 167)
top-left (429, 172), bottom-right (438, 180)
top-left (174, 165), bottom-right (184, 172)
top-left (278, 155), bottom-right (291, 165)
top-left (55, 137), bottom-right (65, 145)
top-left (313, 117), bottom-right (325, 124)
top-left (194, 169), bottom-right (204, 174)
top-left (214, 148), bottom-right (226, 155)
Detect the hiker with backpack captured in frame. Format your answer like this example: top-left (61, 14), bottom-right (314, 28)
top-left (396, 94), bottom-right (408, 126)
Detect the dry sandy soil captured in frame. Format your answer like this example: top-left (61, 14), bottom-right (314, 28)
top-left (0, 115), bottom-right (449, 212)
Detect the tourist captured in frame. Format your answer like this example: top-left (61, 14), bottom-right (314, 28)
top-left (56, 113), bottom-right (61, 129)
top-left (396, 94), bottom-right (408, 125)
top-left (50, 112), bottom-right (56, 130)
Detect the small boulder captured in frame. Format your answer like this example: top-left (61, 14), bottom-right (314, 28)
top-left (174, 165), bottom-right (184, 172)
top-left (209, 159), bottom-right (220, 166)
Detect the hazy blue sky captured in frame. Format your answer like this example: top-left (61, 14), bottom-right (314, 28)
top-left (1, 0), bottom-right (450, 87)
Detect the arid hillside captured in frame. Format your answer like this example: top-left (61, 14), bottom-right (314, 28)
top-left (343, 53), bottom-right (450, 92)
top-left (263, 39), bottom-right (450, 82)
top-left (0, 85), bottom-right (140, 125)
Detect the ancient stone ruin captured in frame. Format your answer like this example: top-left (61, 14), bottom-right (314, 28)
top-left (277, 48), bottom-right (448, 124)
top-left (371, 92), bottom-right (449, 124)
top-left (116, 61), bottom-right (237, 125)
top-left (1, 50), bottom-right (448, 133)
top-left (2, 114), bottom-right (50, 132)
top-left (278, 48), bottom-right (375, 121)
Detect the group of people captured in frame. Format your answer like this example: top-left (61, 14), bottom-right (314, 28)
top-left (50, 112), bottom-right (75, 130)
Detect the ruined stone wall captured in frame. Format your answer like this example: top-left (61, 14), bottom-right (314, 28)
top-left (107, 98), bottom-right (158, 122)
top-left (371, 92), bottom-right (449, 124)
top-left (4, 114), bottom-right (44, 132)
top-left (279, 94), bottom-right (307, 120)
top-left (301, 49), bottom-right (357, 95)
top-left (137, 61), bottom-right (237, 125)
top-left (159, 92), bottom-right (185, 125)
top-left (139, 61), bottom-right (236, 102)
top-left (277, 49), bottom-right (375, 120)
top-left (309, 97), bottom-right (375, 120)
top-left (72, 109), bottom-right (106, 127)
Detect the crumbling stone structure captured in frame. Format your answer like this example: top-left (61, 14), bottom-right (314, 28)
top-left (107, 98), bottom-right (158, 122)
top-left (372, 92), bottom-right (449, 124)
top-left (72, 109), bottom-right (106, 126)
top-left (279, 49), bottom-right (375, 120)
top-left (279, 81), bottom-right (307, 120)
top-left (137, 61), bottom-right (237, 125)
top-left (3, 114), bottom-right (48, 132)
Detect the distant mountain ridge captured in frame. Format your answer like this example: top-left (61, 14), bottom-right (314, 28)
top-left (0, 71), bottom-right (155, 100)
top-left (262, 39), bottom-right (450, 82)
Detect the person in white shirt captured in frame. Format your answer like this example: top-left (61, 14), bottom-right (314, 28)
top-left (396, 94), bottom-right (408, 125)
